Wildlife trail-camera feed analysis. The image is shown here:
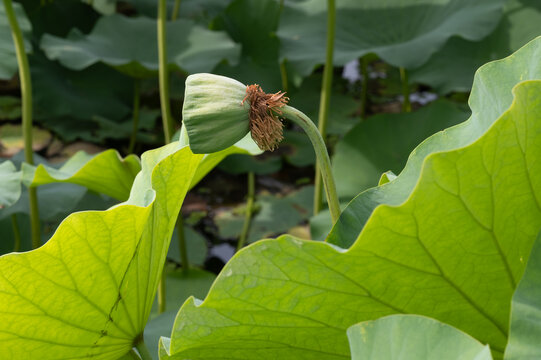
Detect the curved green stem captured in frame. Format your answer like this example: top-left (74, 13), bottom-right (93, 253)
top-left (171, 0), bottom-right (181, 20)
top-left (237, 172), bottom-right (255, 251)
top-left (282, 105), bottom-right (340, 224)
top-left (158, 0), bottom-right (173, 143)
top-left (128, 79), bottom-right (141, 154)
top-left (176, 215), bottom-right (189, 273)
top-left (399, 67), bottom-right (411, 112)
top-left (4, 0), bottom-right (40, 248)
top-left (135, 337), bottom-right (153, 360)
top-left (11, 214), bottom-right (21, 252)
top-left (313, 0), bottom-right (336, 216)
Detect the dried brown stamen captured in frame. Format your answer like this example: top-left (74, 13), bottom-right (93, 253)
top-left (242, 84), bottom-right (289, 151)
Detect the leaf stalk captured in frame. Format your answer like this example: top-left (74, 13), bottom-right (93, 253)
top-left (135, 337), bottom-right (153, 360)
top-left (400, 67), bottom-right (411, 112)
top-left (158, 0), bottom-right (173, 143)
top-left (313, 0), bottom-right (336, 216)
top-left (3, 0), bottom-right (41, 248)
top-left (128, 79), bottom-right (141, 154)
top-left (10, 214), bottom-right (21, 252)
top-left (171, 0), bottom-right (181, 20)
top-left (282, 105), bottom-right (340, 224)
top-left (237, 171), bottom-right (255, 251)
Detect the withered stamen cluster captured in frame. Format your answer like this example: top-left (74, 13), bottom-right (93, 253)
top-left (242, 84), bottom-right (289, 151)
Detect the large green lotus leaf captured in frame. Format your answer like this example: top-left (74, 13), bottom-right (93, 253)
top-left (410, 0), bottom-right (541, 94)
top-left (332, 100), bottom-right (467, 201)
top-left (159, 61), bottom-right (541, 360)
top-left (277, 0), bottom-right (506, 77)
top-left (329, 36), bottom-right (541, 248)
top-left (212, 0), bottom-right (283, 91)
top-left (219, 153), bottom-right (282, 175)
top-left (40, 14), bottom-right (240, 78)
top-left (0, 189), bottom-right (117, 255)
top-left (0, 161), bottom-right (21, 209)
top-left (187, 132), bottom-right (262, 190)
top-left (18, 0), bottom-right (100, 39)
top-left (129, 0), bottom-right (230, 25)
top-left (30, 52), bottom-right (132, 141)
top-left (504, 231), bottom-right (541, 359)
top-left (348, 315), bottom-right (492, 360)
top-left (176, 126), bottom-right (262, 188)
top-left (0, 153), bottom-right (87, 223)
top-left (0, 141), bottom-right (204, 359)
top-left (22, 150), bottom-right (141, 201)
top-left (0, 1), bottom-right (31, 80)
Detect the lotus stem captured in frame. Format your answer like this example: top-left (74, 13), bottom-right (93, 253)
top-left (400, 67), bottom-right (411, 112)
top-left (158, 270), bottom-right (166, 313)
top-left (313, 0), bottom-right (336, 217)
top-left (135, 337), bottom-right (153, 360)
top-left (176, 216), bottom-right (189, 273)
top-left (278, 0), bottom-right (287, 92)
top-left (128, 79), bottom-right (141, 154)
top-left (237, 172), bottom-right (255, 251)
top-left (11, 214), bottom-right (21, 252)
top-left (171, 0), bottom-right (181, 20)
top-left (360, 57), bottom-right (369, 118)
top-left (282, 105), bottom-right (340, 224)
top-left (3, 0), bottom-right (41, 249)
top-left (157, 0), bottom-right (176, 315)
top-left (158, 0), bottom-right (190, 310)
top-left (158, 0), bottom-right (173, 143)
top-left (280, 60), bottom-right (288, 93)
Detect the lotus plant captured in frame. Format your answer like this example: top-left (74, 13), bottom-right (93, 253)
top-left (182, 73), bottom-right (341, 224)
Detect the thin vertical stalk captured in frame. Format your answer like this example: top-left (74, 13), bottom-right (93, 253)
top-left (399, 67), bottom-right (411, 112)
top-left (278, 0), bottom-right (287, 93)
top-left (279, 61), bottom-right (288, 93)
top-left (157, 0), bottom-right (190, 314)
top-left (176, 216), bottom-right (189, 274)
top-left (11, 214), bottom-right (21, 252)
top-left (158, 0), bottom-right (173, 143)
top-left (313, 0), bottom-right (336, 216)
top-left (128, 79), bottom-right (141, 154)
top-left (171, 0), bottom-right (181, 20)
top-left (282, 105), bottom-right (340, 224)
top-left (135, 337), bottom-right (153, 360)
top-left (156, 0), bottom-right (174, 315)
top-left (359, 57), bottom-right (369, 118)
top-left (237, 172), bottom-right (255, 252)
top-left (158, 270), bottom-right (166, 313)
top-left (3, 0), bottom-right (40, 248)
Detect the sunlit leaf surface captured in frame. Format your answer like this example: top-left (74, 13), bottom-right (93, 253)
top-left (159, 37), bottom-right (541, 360)
top-left (348, 315), bottom-right (492, 360)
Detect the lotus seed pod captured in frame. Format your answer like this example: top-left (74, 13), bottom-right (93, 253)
top-left (183, 73), bottom-right (288, 154)
top-left (183, 73), bottom-right (251, 154)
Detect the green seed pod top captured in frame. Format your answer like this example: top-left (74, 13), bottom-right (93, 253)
top-left (182, 73), bottom-right (287, 154)
top-left (183, 73), bottom-right (250, 154)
